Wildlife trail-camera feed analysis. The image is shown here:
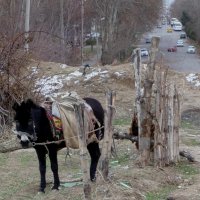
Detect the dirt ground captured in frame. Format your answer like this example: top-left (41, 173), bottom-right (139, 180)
top-left (1, 61), bottom-right (200, 200)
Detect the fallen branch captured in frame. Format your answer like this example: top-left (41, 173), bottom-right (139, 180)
top-left (113, 131), bottom-right (138, 143)
top-left (60, 177), bottom-right (83, 183)
top-left (179, 150), bottom-right (195, 162)
top-left (113, 132), bottom-right (196, 163)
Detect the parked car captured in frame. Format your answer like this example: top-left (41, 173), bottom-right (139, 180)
top-left (170, 18), bottom-right (178, 26)
top-left (187, 46), bottom-right (196, 54)
top-left (168, 46), bottom-right (177, 52)
top-left (157, 24), bottom-right (162, 28)
top-left (180, 32), bottom-right (187, 39)
top-left (145, 37), bottom-right (151, 43)
top-left (176, 39), bottom-right (184, 47)
top-left (173, 21), bottom-right (183, 31)
top-left (167, 27), bottom-right (173, 33)
top-left (141, 48), bottom-right (149, 57)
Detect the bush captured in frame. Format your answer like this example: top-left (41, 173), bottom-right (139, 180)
top-left (85, 38), bottom-right (96, 46)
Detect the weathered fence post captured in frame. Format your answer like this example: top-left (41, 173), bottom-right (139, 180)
top-left (74, 103), bottom-right (91, 200)
top-left (173, 86), bottom-right (180, 162)
top-left (153, 68), bottom-right (168, 167)
top-left (100, 90), bottom-right (115, 180)
top-left (167, 83), bottom-right (180, 164)
top-left (132, 36), bottom-right (181, 167)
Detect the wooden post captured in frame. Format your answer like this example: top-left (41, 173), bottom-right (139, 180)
top-left (100, 90), bottom-right (115, 180)
top-left (74, 103), bottom-right (91, 200)
top-left (153, 68), bottom-right (168, 167)
top-left (174, 86), bottom-right (180, 162)
top-left (132, 37), bottom-right (180, 167)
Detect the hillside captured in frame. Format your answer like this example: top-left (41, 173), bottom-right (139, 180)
top-left (29, 60), bottom-right (200, 116)
top-left (1, 61), bottom-right (200, 199)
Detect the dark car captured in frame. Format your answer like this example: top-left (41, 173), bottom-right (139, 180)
top-left (180, 33), bottom-right (187, 39)
top-left (168, 46), bottom-right (177, 52)
top-left (145, 37), bottom-right (151, 43)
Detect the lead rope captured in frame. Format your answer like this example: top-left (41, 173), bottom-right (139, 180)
top-left (31, 126), bottom-right (104, 147)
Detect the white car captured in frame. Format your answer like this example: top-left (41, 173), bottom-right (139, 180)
top-left (176, 39), bottom-right (184, 47)
top-left (141, 48), bottom-right (149, 57)
top-left (187, 46), bottom-right (196, 54)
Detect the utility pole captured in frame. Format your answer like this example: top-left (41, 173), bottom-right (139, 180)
top-left (60, 0), bottom-right (65, 63)
top-left (24, 0), bottom-right (30, 52)
top-left (95, 19), bottom-right (99, 62)
top-left (81, 0), bottom-right (84, 65)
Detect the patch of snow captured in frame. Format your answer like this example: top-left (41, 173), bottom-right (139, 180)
top-left (114, 71), bottom-right (126, 77)
top-left (84, 71), bottom-right (99, 81)
top-left (31, 67), bottom-right (38, 74)
top-left (35, 68), bottom-right (110, 96)
top-left (68, 70), bottom-right (82, 77)
top-left (35, 75), bottom-right (65, 95)
top-left (101, 70), bottom-right (109, 74)
top-left (65, 70), bottom-right (82, 82)
top-left (84, 69), bottom-right (108, 81)
top-left (74, 80), bottom-right (80, 84)
top-left (60, 64), bottom-right (68, 69)
top-left (186, 73), bottom-right (200, 87)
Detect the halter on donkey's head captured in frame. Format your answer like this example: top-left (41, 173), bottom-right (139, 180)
top-left (12, 99), bottom-right (39, 147)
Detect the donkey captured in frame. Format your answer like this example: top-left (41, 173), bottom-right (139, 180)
top-left (12, 97), bottom-right (104, 193)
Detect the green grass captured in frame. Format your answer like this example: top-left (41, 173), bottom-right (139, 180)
top-left (181, 119), bottom-right (199, 129)
top-left (0, 153), bottom-right (8, 166)
top-left (113, 118), bottom-right (131, 126)
top-left (175, 161), bottom-right (200, 178)
top-left (181, 138), bottom-right (200, 146)
top-left (110, 151), bottom-right (130, 166)
top-left (145, 161), bottom-right (200, 199)
top-left (18, 153), bottom-right (34, 166)
top-left (146, 185), bottom-right (176, 200)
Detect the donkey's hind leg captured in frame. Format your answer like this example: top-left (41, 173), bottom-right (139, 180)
top-left (48, 144), bottom-right (60, 190)
top-left (87, 142), bottom-right (101, 181)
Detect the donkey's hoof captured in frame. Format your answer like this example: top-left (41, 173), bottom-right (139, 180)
top-left (91, 177), bottom-right (96, 182)
top-left (38, 189), bottom-right (45, 194)
top-left (51, 185), bottom-right (59, 190)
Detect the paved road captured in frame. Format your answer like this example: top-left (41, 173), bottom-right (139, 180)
top-left (140, 24), bottom-right (200, 73)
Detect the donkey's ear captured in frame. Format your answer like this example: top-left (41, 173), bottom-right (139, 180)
top-left (12, 102), bottom-right (19, 111)
top-left (26, 99), bottom-right (35, 108)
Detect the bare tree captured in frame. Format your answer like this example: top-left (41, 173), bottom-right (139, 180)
top-left (0, 0), bottom-right (163, 65)
top-left (92, 0), bottom-right (163, 65)
top-left (171, 0), bottom-right (200, 41)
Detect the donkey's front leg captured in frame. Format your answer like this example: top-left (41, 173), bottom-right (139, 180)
top-left (35, 147), bottom-right (47, 193)
top-left (48, 144), bottom-right (60, 190)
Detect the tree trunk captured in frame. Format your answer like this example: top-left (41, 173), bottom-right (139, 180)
top-left (133, 37), bottom-right (160, 166)
top-left (100, 0), bottom-right (120, 65)
top-left (24, 0), bottom-right (30, 51)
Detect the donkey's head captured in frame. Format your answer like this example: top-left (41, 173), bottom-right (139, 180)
top-left (12, 99), bottom-right (36, 148)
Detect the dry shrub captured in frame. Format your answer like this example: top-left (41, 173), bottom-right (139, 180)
top-left (0, 33), bottom-right (37, 134)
